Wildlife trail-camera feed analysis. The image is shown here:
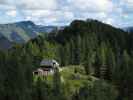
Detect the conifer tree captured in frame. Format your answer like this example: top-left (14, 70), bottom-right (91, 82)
top-left (74, 35), bottom-right (82, 65)
top-left (106, 48), bottom-right (116, 81)
top-left (113, 51), bottom-right (133, 99)
top-left (70, 39), bottom-right (75, 65)
top-left (0, 51), bottom-right (6, 100)
top-left (35, 78), bottom-right (50, 100)
top-left (52, 67), bottom-right (66, 100)
top-left (57, 45), bottom-right (65, 66)
top-left (64, 43), bottom-right (71, 65)
top-left (82, 36), bottom-right (93, 75)
top-left (94, 51), bottom-right (101, 77)
top-left (99, 42), bottom-right (108, 79)
top-left (52, 67), bottom-right (62, 96)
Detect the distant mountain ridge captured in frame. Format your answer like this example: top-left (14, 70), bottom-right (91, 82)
top-left (0, 19), bottom-right (130, 50)
top-left (0, 21), bottom-right (59, 50)
top-left (123, 27), bottom-right (133, 33)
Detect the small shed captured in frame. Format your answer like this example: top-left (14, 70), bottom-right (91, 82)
top-left (33, 59), bottom-right (59, 76)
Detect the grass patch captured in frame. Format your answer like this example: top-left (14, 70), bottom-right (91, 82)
top-left (33, 65), bottom-right (98, 96)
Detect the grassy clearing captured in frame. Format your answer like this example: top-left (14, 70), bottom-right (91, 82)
top-left (33, 65), bottom-right (118, 98)
top-left (33, 65), bottom-right (98, 96)
top-left (60, 65), bottom-right (98, 92)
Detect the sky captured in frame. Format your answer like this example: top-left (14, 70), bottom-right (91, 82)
top-left (0, 0), bottom-right (133, 27)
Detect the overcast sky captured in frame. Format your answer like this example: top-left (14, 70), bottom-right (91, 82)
top-left (0, 0), bottom-right (133, 27)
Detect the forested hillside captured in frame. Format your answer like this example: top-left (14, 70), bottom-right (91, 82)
top-left (0, 19), bottom-right (133, 100)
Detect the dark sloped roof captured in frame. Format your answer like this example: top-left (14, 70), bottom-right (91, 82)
top-left (40, 59), bottom-right (59, 67)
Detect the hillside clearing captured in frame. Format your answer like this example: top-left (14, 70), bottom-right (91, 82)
top-left (33, 65), bottom-right (99, 95)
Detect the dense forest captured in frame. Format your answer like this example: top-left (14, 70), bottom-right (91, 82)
top-left (0, 19), bottom-right (133, 100)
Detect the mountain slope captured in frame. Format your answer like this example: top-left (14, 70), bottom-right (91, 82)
top-left (0, 35), bottom-right (12, 50)
top-left (0, 21), bottom-right (58, 50)
top-left (123, 27), bottom-right (133, 33)
top-left (55, 19), bottom-right (128, 49)
top-left (0, 23), bottom-right (30, 43)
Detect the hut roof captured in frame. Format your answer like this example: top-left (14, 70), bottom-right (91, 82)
top-left (40, 59), bottom-right (59, 67)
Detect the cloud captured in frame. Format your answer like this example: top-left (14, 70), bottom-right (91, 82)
top-left (67, 0), bottom-right (114, 12)
top-left (123, 0), bottom-right (133, 6)
top-left (17, 0), bottom-right (114, 25)
top-left (6, 10), bottom-right (17, 17)
top-left (105, 18), bottom-right (114, 25)
top-left (1, 0), bottom-right (114, 12)
top-left (15, 0), bottom-right (57, 10)
top-left (21, 9), bottom-right (74, 25)
top-left (0, 0), bottom-right (8, 5)
top-left (119, 0), bottom-right (133, 13)
top-left (0, 0), bottom-right (133, 27)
